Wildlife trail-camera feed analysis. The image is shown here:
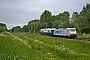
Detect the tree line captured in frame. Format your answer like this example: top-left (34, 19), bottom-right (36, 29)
top-left (7, 3), bottom-right (90, 34)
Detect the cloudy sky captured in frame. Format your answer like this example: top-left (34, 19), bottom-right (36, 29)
top-left (0, 0), bottom-right (90, 29)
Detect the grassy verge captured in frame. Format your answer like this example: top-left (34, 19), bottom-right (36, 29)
top-left (0, 32), bottom-right (46, 60)
top-left (0, 32), bottom-right (90, 60)
top-left (78, 34), bottom-right (90, 38)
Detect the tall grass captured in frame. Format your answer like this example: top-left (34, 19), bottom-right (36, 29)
top-left (0, 32), bottom-right (90, 60)
top-left (0, 32), bottom-right (46, 60)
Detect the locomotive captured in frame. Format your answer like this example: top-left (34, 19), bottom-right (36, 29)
top-left (40, 28), bottom-right (77, 37)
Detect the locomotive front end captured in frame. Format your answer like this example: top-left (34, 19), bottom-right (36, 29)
top-left (69, 28), bottom-right (77, 37)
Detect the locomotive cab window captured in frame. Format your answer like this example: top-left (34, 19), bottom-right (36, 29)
top-left (70, 29), bottom-right (76, 31)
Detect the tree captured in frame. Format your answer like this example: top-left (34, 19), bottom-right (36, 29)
top-left (56, 11), bottom-right (70, 28)
top-left (12, 26), bottom-right (21, 33)
top-left (62, 11), bottom-right (70, 27)
top-left (71, 12), bottom-right (81, 33)
top-left (0, 23), bottom-right (7, 32)
top-left (72, 12), bottom-right (79, 20)
top-left (79, 3), bottom-right (90, 33)
top-left (40, 10), bottom-right (52, 28)
top-left (22, 25), bottom-right (29, 32)
top-left (28, 19), bottom-right (40, 33)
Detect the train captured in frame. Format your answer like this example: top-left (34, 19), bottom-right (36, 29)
top-left (40, 28), bottom-right (77, 37)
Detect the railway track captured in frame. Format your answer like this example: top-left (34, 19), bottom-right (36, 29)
top-left (52, 36), bottom-right (90, 42)
top-left (69, 37), bottom-right (90, 41)
top-left (39, 35), bottom-right (90, 42)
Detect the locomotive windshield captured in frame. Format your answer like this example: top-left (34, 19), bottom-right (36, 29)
top-left (70, 29), bottom-right (76, 32)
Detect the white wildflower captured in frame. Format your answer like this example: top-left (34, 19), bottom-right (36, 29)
top-left (39, 41), bottom-right (43, 44)
top-left (13, 36), bottom-right (32, 48)
top-left (0, 34), bottom-right (6, 37)
top-left (34, 40), bottom-right (39, 43)
top-left (68, 50), bottom-right (75, 55)
top-left (47, 53), bottom-right (51, 55)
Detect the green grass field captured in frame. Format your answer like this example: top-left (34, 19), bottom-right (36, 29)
top-left (78, 33), bottom-right (90, 38)
top-left (0, 32), bottom-right (90, 60)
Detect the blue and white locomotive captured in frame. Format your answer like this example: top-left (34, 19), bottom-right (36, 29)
top-left (40, 28), bottom-right (77, 37)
